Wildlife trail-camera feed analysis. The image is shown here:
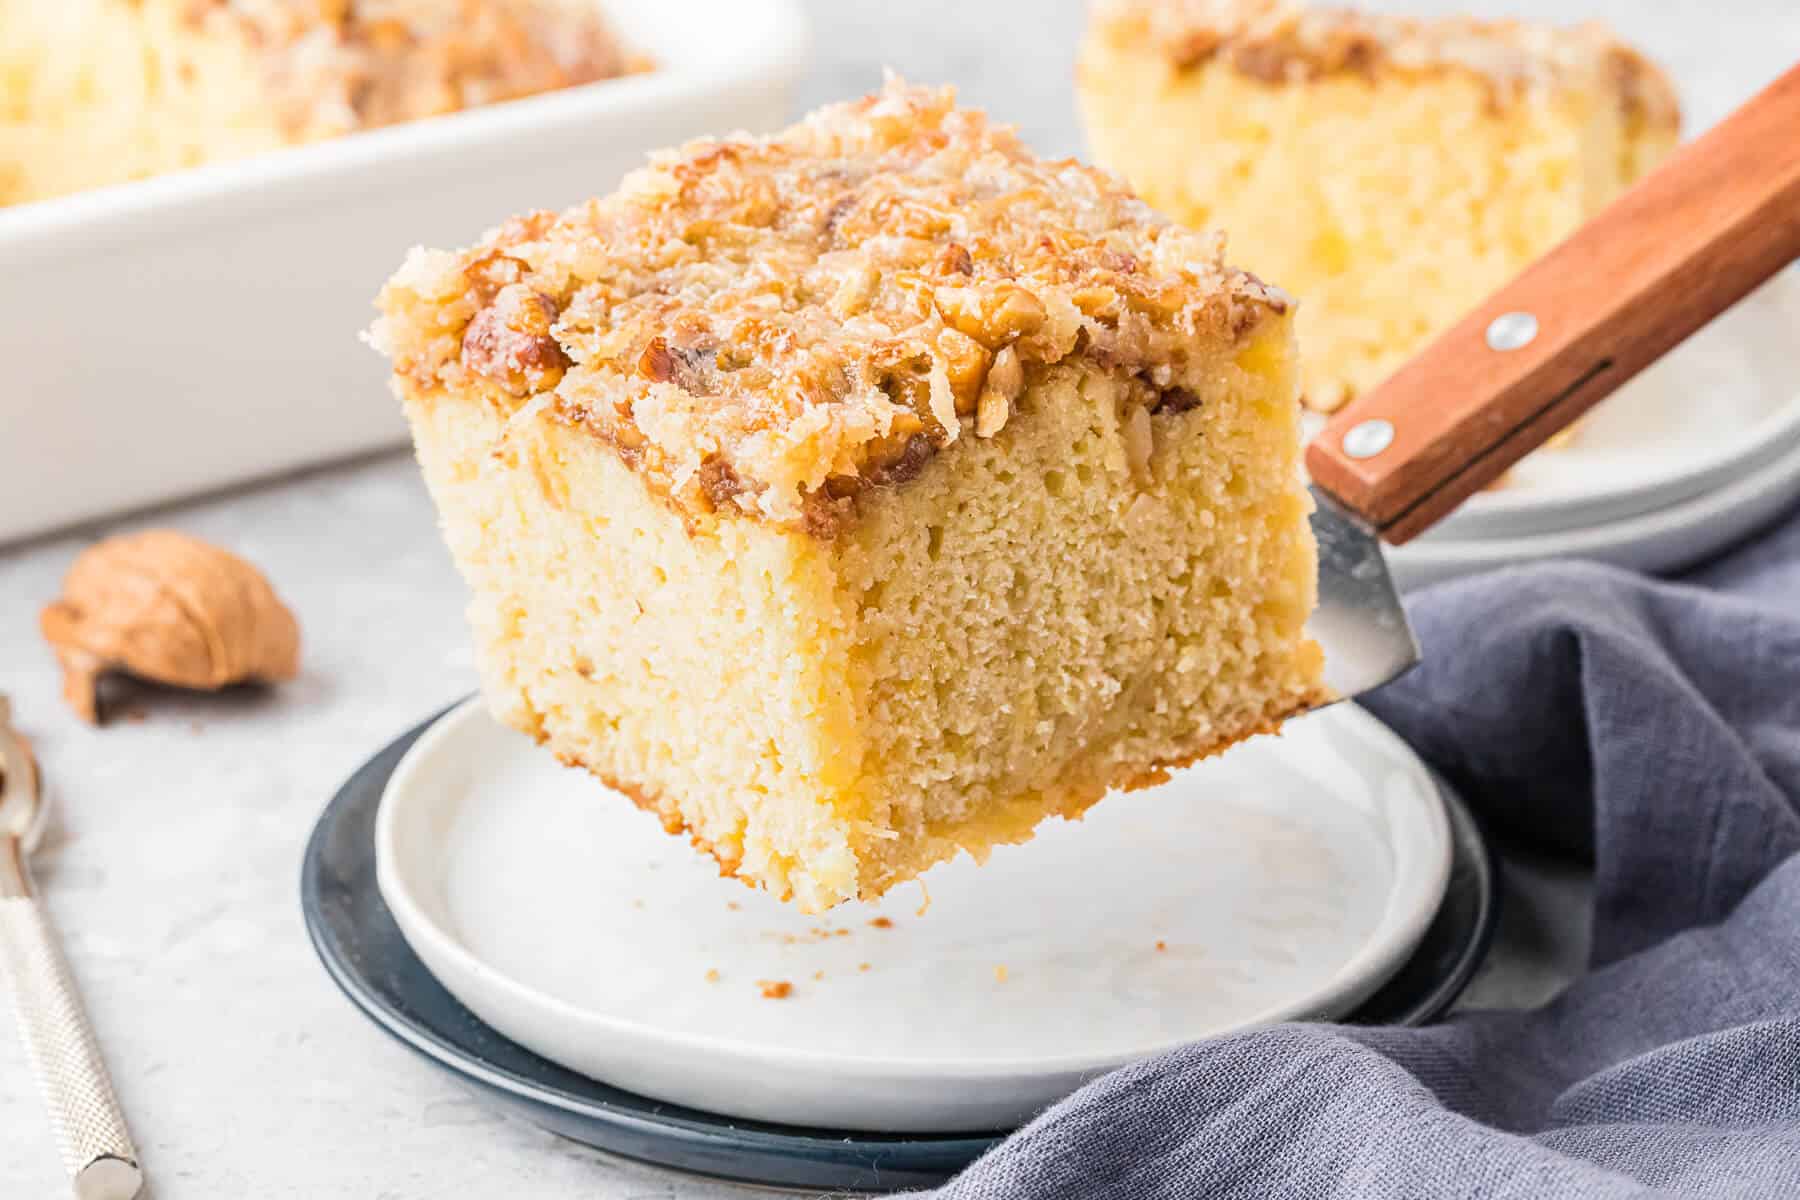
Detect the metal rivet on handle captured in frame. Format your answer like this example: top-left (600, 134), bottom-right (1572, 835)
top-left (1486, 311), bottom-right (1539, 352)
top-left (1342, 419), bottom-right (1395, 460)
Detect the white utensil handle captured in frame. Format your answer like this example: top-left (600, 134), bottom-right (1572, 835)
top-left (0, 862), bottom-right (142, 1200)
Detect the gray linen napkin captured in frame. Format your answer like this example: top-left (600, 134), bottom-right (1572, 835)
top-left (922, 505), bottom-right (1800, 1198)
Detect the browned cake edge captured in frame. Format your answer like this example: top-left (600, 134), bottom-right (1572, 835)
top-left (1088, 0), bottom-right (1679, 128)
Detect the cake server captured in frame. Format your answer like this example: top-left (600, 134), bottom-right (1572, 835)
top-left (1303, 61), bottom-right (1800, 700)
top-left (0, 696), bottom-right (144, 1200)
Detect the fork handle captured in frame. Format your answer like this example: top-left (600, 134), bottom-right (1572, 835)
top-left (1307, 61), bottom-right (1800, 544)
top-left (1, 842), bottom-right (142, 1200)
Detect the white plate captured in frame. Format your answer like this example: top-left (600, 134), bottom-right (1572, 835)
top-left (0, 0), bottom-right (807, 545)
top-left (1389, 422), bottom-right (1800, 590)
top-left (377, 698), bottom-right (1451, 1133)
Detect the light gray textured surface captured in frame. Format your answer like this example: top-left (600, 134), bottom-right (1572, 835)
top-left (1, 2), bottom-right (1794, 1196)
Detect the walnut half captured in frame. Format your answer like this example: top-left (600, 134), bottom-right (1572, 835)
top-left (39, 530), bottom-right (301, 725)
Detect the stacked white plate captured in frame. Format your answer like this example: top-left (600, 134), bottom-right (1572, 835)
top-left (1319, 271), bottom-right (1800, 590)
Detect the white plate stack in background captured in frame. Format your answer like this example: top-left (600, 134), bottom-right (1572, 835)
top-left (1352, 270), bottom-right (1800, 589)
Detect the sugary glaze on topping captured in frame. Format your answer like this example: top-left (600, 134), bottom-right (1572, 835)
top-left (1089, 0), bottom-right (1679, 128)
top-left (178, 0), bottom-right (646, 139)
top-left (373, 77), bottom-right (1291, 536)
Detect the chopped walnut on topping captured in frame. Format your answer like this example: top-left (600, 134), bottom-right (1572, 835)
top-left (375, 77), bottom-right (1292, 535)
top-left (460, 284), bottom-right (569, 395)
top-left (976, 346), bottom-right (1024, 439)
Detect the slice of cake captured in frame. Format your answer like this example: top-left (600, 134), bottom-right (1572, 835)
top-left (1077, 0), bottom-right (1680, 413)
top-left (372, 78), bottom-right (1326, 912)
top-left (0, 0), bottom-right (644, 207)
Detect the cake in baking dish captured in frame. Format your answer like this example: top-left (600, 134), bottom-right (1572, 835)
top-left (372, 78), bottom-right (1327, 912)
top-left (0, 0), bottom-right (644, 207)
top-left (1078, 0), bottom-right (1680, 414)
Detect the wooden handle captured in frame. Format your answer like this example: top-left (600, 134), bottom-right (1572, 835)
top-left (1307, 62), bottom-right (1800, 544)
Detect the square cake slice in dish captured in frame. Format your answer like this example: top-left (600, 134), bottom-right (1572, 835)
top-left (1077, 0), bottom-right (1680, 413)
top-left (0, 0), bottom-right (642, 206)
top-left (373, 78), bottom-right (1326, 911)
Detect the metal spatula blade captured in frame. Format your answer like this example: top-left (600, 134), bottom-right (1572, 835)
top-left (1307, 486), bottom-right (1419, 700)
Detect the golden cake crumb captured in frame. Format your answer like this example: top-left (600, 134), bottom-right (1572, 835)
top-left (869, 917), bottom-right (894, 930)
top-left (994, 965), bottom-right (1009, 983)
top-left (377, 77), bottom-right (1326, 912)
top-left (757, 980), bottom-right (794, 1000)
top-left (704, 968), bottom-right (721, 983)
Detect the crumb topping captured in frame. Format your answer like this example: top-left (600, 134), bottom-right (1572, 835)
top-left (373, 77), bottom-right (1290, 534)
top-left (1091, 0), bottom-right (1679, 128)
top-left (179, 0), bottom-right (646, 139)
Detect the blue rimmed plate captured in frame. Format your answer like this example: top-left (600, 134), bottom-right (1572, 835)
top-left (302, 703), bottom-right (1496, 1192)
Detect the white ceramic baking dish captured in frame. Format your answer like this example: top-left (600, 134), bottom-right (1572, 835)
top-left (0, 0), bottom-right (807, 545)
